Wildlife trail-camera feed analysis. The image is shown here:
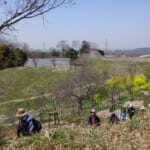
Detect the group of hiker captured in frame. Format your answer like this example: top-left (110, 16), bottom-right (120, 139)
top-left (16, 104), bottom-right (145, 137)
top-left (88, 104), bottom-right (145, 126)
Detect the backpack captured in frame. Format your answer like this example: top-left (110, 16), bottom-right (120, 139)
top-left (33, 119), bottom-right (42, 132)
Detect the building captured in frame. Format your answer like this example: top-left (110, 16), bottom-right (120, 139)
top-left (113, 50), bottom-right (126, 58)
top-left (25, 58), bottom-right (70, 67)
top-left (72, 48), bottom-right (103, 66)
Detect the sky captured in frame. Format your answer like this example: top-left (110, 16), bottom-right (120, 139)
top-left (14, 0), bottom-right (150, 50)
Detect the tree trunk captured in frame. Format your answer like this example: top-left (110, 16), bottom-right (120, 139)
top-left (78, 98), bottom-right (82, 115)
top-left (39, 108), bottom-right (42, 122)
top-left (70, 98), bottom-right (75, 116)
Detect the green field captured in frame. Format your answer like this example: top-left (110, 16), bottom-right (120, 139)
top-left (0, 66), bottom-right (75, 102)
top-left (1, 59), bottom-right (150, 149)
top-left (0, 59), bottom-right (150, 115)
top-left (1, 59), bottom-right (150, 103)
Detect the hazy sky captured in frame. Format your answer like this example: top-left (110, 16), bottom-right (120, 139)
top-left (15, 0), bottom-right (150, 50)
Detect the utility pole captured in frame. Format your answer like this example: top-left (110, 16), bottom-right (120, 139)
top-left (104, 39), bottom-right (109, 55)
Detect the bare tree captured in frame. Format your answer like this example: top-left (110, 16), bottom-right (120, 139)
top-left (22, 43), bottom-right (30, 52)
top-left (56, 40), bottom-right (68, 56)
top-left (53, 66), bottom-right (106, 115)
top-left (89, 42), bottom-right (99, 49)
top-left (48, 50), bottom-right (56, 67)
top-left (0, 0), bottom-right (74, 34)
top-left (53, 80), bottom-right (78, 116)
top-left (29, 50), bottom-right (41, 67)
top-left (71, 40), bottom-right (80, 50)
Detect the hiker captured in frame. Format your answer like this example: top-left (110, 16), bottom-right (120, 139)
top-left (119, 108), bottom-right (128, 121)
top-left (148, 104), bottom-right (150, 112)
top-left (110, 112), bottom-right (118, 124)
top-left (128, 104), bottom-right (135, 119)
top-left (140, 106), bottom-right (145, 116)
top-left (16, 108), bottom-right (41, 137)
top-left (88, 109), bottom-right (100, 126)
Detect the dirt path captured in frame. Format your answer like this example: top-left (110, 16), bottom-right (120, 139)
top-left (101, 57), bottom-right (150, 63)
top-left (97, 100), bottom-right (144, 118)
top-left (0, 93), bottom-right (51, 106)
top-left (140, 90), bottom-right (150, 96)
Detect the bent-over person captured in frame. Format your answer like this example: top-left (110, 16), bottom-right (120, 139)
top-left (16, 108), bottom-right (38, 137)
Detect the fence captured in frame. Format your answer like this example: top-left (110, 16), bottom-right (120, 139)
top-left (25, 58), bottom-right (70, 67)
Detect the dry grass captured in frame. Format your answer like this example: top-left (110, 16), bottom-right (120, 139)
top-left (3, 112), bottom-right (150, 150)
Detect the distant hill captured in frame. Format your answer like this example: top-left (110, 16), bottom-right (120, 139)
top-left (121, 48), bottom-right (150, 57)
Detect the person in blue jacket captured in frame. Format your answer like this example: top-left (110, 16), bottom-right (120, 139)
top-left (16, 108), bottom-right (36, 137)
top-left (110, 112), bottom-right (118, 124)
top-left (119, 107), bottom-right (128, 121)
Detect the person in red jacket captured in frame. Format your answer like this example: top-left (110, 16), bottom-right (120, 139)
top-left (88, 109), bottom-right (100, 126)
top-left (140, 106), bottom-right (145, 115)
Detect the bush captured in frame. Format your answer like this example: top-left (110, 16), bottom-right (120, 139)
top-left (0, 44), bottom-right (27, 69)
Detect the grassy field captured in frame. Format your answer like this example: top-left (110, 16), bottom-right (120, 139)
top-left (0, 59), bottom-right (150, 120)
top-left (1, 59), bottom-right (150, 103)
top-left (1, 106), bottom-right (150, 150)
top-left (93, 59), bottom-right (150, 76)
top-left (1, 59), bottom-right (150, 149)
top-left (0, 66), bottom-right (75, 102)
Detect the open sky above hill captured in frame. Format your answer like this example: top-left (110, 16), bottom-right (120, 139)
top-left (15, 0), bottom-right (150, 50)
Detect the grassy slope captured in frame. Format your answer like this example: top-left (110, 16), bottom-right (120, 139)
top-left (1, 59), bottom-right (150, 118)
top-left (1, 59), bottom-right (150, 103)
top-left (93, 59), bottom-right (150, 75)
top-left (1, 59), bottom-right (150, 149)
top-left (0, 67), bottom-right (75, 102)
top-left (2, 112), bottom-right (150, 150)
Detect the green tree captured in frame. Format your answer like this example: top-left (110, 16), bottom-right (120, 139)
top-left (51, 50), bottom-right (60, 57)
top-left (98, 49), bottom-right (104, 56)
top-left (93, 93), bottom-right (104, 109)
top-left (13, 48), bottom-right (27, 66)
top-left (133, 74), bottom-right (147, 92)
top-left (0, 44), bottom-right (27, 69)
top-left (79, 41), bottom-right (90, 54)
top-left (64, 48), bottom-right (78, 60)
top-left (0, 44), bottom-right (14, 69)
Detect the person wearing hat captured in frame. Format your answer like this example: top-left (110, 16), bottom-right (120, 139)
top-left (127, 104), bottom-right (135, 119)
top-left (88, 109), bottom-right (100, 126)
top-left (148, 104), bottom-right (150, 112)
top-left (140, 106), bottom-right (145, 116)
top-left (119, 107), bottom-right (128, 121)
top-left (16, 108), bottom-right (36, 137)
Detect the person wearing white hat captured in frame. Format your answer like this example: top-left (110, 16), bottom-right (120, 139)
top-left (88, 109), bottom-right (100, 126)
top-left (140, 106), bottom-right (145, 110)
top-left (140, 106), bottom-right (145, 115)
top-left (16, 108), bottom-right (37, 137)
top-left (128, 104), bottom-right (135, 119)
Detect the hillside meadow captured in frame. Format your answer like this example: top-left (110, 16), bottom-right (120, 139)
top-left (1, 58), bottom-right (150, 149)
top-left (1, 110), bottom-right (150, 150)
top-left (0, 59), bottom-right (150, 118)
top-left (1, 59), bottom-right (150, 103)
top-left (0, 66), bottom-right (75, 103)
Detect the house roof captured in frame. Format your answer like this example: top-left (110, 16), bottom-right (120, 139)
top-left (72, 48), bottom-right (103, 66)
